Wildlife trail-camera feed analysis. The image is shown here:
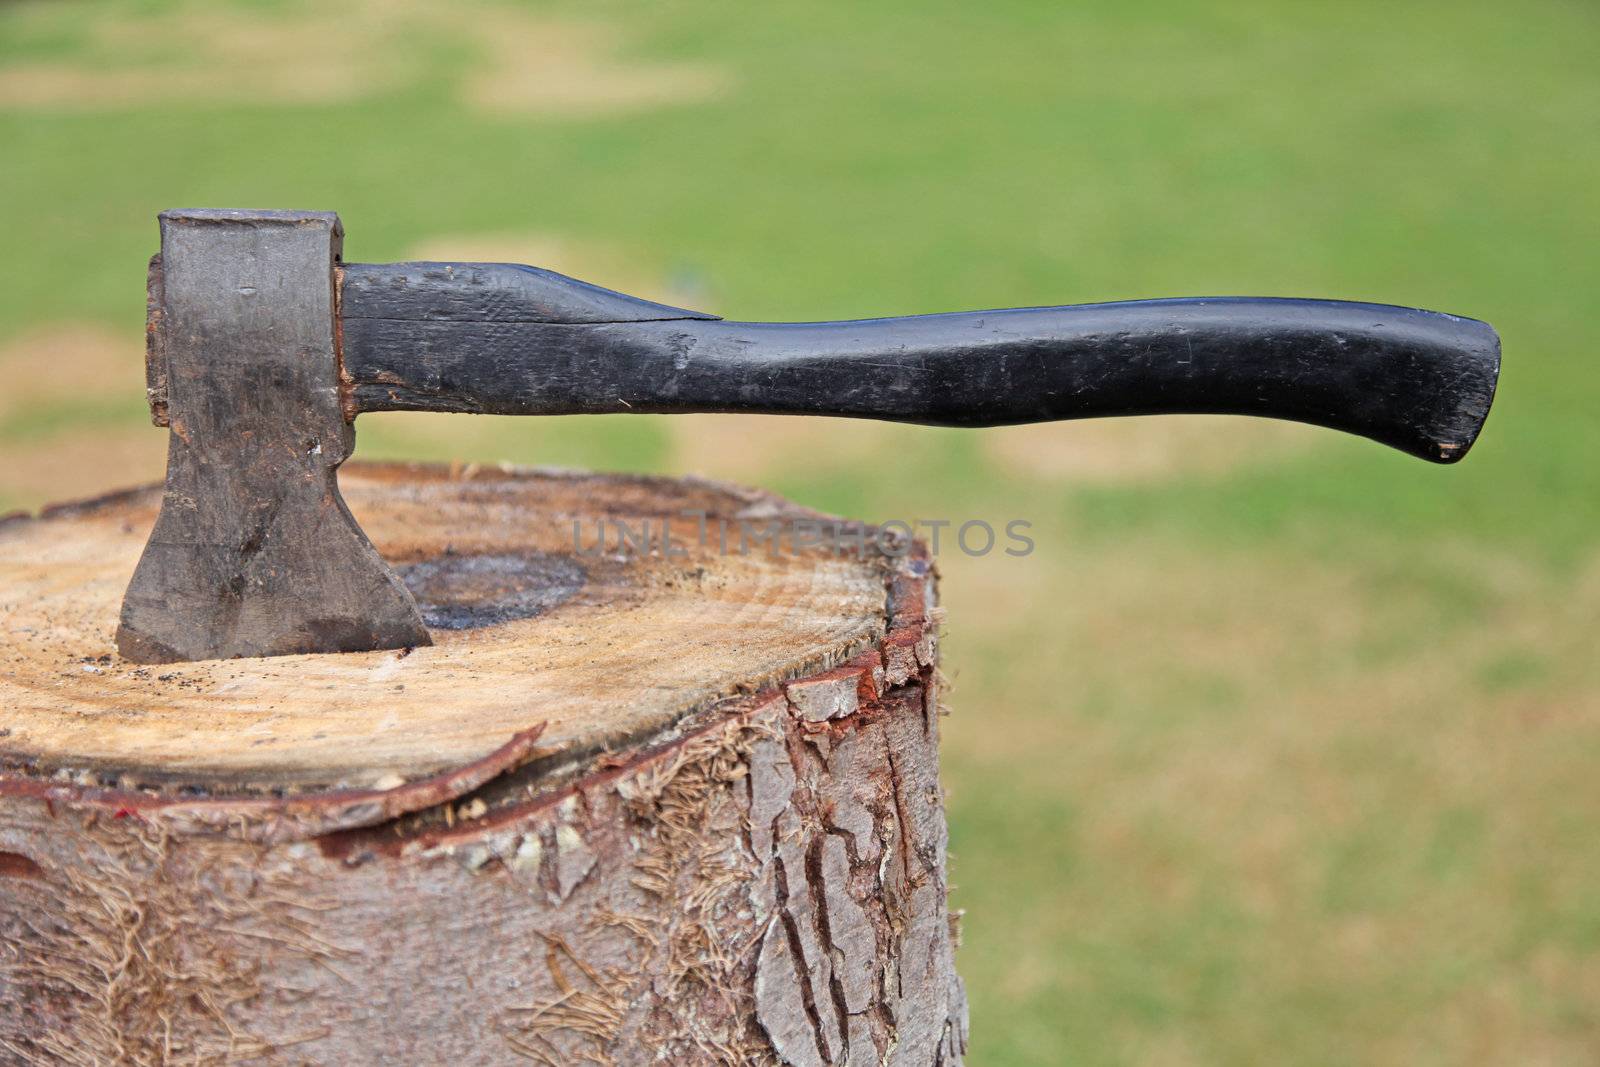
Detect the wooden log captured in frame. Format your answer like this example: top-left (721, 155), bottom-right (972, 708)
top-left (0, 463), bottom-right (966, 1065)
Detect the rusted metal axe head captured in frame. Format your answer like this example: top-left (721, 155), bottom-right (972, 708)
top-left (116, 211), bottom-right (430, 664)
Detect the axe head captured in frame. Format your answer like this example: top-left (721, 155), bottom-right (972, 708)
top-left (116, 210), bottom-right (429, 664)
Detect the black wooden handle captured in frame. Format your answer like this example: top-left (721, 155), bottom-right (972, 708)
top-left (343, 274), bottom-right (1500, 463)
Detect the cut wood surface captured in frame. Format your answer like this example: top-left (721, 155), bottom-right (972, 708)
top-left (0, 463), bottom-right (890, 792)
top-left (0, 463), bottom-right (965, 1064)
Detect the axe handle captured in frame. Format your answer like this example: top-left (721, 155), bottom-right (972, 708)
top-left (342, 296), bottom-right (1500, 464)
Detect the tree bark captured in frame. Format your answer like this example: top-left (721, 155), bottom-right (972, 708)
top-left (0, 463), bottom-right (965, 1065)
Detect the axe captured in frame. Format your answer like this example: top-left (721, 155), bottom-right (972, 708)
top-left (116, 209), bottom-right (1500, 664)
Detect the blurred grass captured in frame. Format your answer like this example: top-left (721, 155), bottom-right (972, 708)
top-left (2, 0), bottom-right (1598, 1062)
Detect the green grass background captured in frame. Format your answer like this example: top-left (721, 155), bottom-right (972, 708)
top-left (3, 0), bottom-right (1598, 1062)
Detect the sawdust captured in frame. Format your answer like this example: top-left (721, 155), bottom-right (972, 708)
top-left (0, 2), bottom-right (729, 117)
top-left (982, 414), bottom-right (1322, 484)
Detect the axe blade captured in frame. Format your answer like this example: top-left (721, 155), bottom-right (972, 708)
top-left (116, 210), bottom-right (430, 664)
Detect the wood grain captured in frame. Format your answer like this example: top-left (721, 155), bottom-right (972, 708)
top-left (0, 465), bottom-right (963, 1065)
top-left (1, 464), bottom-right (888, 793)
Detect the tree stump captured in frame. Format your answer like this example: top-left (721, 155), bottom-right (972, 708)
top-left (0, 463), bottom-right (966, 1066)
